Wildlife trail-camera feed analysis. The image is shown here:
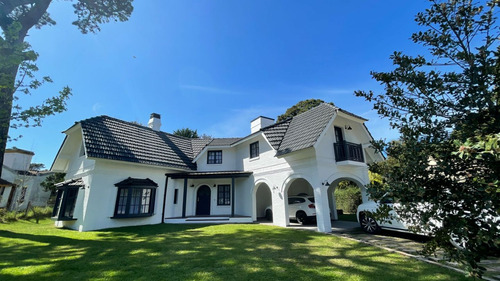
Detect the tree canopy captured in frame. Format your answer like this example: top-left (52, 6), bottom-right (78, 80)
top-left (355, 0), bottom-right (499, 277)
top-left (40, 172), bottom-right (65, 193)
top-left (0, 0), bottom-right (134, 176)
top-left (276, 99), bottom-right (334, 122)
top-left (173, 128), bottom-right (199, 139)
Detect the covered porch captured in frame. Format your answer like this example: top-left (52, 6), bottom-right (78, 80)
top-left (164, 171), bottom-right (254, 224)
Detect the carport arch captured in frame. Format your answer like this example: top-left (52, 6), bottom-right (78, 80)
top-left (252, 179), bottom-right (273, 221)
top-left (282, 174), bottom-right (315, 225)
top-left (325, 173), bottom-right (367, 221)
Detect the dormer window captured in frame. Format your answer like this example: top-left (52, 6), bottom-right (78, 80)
top-left (207, 150), bottom-right (222, 164)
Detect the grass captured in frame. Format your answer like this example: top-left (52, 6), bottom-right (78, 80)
top-left (0, 220), bottom-right (472, 281)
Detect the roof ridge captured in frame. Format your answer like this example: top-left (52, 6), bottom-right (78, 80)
top-left (261, 118), bottom-right (292, 131)
top-left (80, 115), bottom-right (199, 141)
top-left (292, 102), bottom-right (332, 119)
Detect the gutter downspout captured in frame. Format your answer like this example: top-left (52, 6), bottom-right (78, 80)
top-left (161, 176), bottom-right (169, 224)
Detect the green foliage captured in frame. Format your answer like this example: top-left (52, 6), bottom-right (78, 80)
top-left (40, 173), bottom-right (65, 193)
top-left (0, 0), bottom-right (134, 169)
top-left (28, 163), bottom-right (45, 171)
top-left (0, 220), bottom-right (470, 280)
top-left (356, 0), bottom-right (500, 277)
top-left (173, 128), bottom-right (199, 138)
top-left (0, 206), bottom-right (52, 223)
top-left (277, 99), bottom-right (334, 122)
top-left (335, 184), bottom-right (362, 214)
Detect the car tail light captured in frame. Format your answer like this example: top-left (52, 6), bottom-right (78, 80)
top-left (308, 204), bottom-right (315, 209)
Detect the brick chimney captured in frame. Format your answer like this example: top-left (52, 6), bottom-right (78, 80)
top-left (148, 113), bottom-right (161, 131)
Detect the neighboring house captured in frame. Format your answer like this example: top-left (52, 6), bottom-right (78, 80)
top-left (0, 148), bottom-right (53, 211)
top-left (51, 103), bottom-right (384, 232)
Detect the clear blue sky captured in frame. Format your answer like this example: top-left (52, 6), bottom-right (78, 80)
top-left (8, 0), bottom-right (431, 168)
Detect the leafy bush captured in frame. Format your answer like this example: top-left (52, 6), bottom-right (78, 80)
top-left (0, 206), bottom-right (52, 223)
top-left (334, 186), bottom-right (361, 214)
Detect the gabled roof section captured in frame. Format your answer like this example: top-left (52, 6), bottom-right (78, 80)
top-left (207, 138), bottom-right (242, 147)
top-left (114, 177), bottom-right (158, 187)
top-left (261, 120), bottom-right (291, 150)
top-left (191, 138), bottom-right (212, 157)
top-left (275, 103), bottom-right (336, 156)
top-left (79, 116), bottom-right (196, 170)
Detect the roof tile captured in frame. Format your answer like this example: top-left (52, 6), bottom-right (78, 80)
top-left (80, 116), bottom-right (196, 170)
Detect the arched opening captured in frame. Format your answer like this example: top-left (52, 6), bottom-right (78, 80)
top-left (285, 178), bottom-right (314, 224)
top-left (254, 183), bottom-right (273, 222)
top-left (327, 178), bottom-right (364, 222)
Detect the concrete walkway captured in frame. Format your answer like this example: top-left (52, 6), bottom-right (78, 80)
top-left (283, 220), bottom-right (500, 281)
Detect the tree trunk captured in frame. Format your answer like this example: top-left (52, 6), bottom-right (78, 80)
top-left (0, 68), bottom-right (17, 178)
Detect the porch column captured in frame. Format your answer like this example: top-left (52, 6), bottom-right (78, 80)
top-left (182, 178), bottom-right (187, 218)
top-left (231, 177), bottom-right (235, 217)
top-left (313, 185), bottom-right (332, 233)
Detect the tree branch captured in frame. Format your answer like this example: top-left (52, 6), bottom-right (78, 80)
top-left (16, 0), bottom-right (52, 42)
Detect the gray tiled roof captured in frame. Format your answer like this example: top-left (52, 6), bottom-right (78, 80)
top-left (191, 139), bottom-right (212, 158)
top-left (207, 138), bottom-right (242, 147)
top-left (275, 103), bottom-right (336, 156)
top-left (80, 116), bottom-right (196, 170)
top-left (71, 103), bottom-right (366, 168)
top-left (261, 120), bottom-right (291, 150)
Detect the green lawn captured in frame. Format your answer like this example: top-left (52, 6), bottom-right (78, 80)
top-left (0, 219), bottom-right (470, 281)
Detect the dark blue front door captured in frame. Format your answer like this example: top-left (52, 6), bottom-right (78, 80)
top-left (196, 185), bottom-right (211, 216)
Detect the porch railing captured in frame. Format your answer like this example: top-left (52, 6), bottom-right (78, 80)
top-left (333, 141), bottom-right (364, 163)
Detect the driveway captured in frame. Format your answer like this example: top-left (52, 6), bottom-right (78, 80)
top-left (285, 220), bottom-right (500, 281)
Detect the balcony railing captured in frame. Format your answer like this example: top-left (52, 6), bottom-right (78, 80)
top-left (334, 141), bottom-right (364, 163)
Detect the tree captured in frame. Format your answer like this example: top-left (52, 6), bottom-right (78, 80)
top-left (276, 99), bottom-right (334, 122)
top-left (355, 0), bottom-right (499, 277)
top-left (173, 128), bottom-right (199, 138)
top-left (28, 163), bottom-right (45, 171)
top-left (40, 172), bottom-right (65, 193)
top-left (0, 0), bottom-right (134, 177)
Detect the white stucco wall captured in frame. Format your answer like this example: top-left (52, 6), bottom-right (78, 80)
top-left (58, 160), bottom-right (177, 231)
top-left (1, 158), bottom-right (52, 211)
top-left (165, 177), bottom-right (254, 218)
top-left (3, 151), bottom-right (33, 171)
top-left (196, 147), bottom-right (239, 172)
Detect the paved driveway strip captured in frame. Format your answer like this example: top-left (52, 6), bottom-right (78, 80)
top-left (285, 220), bottom-right (500, 281)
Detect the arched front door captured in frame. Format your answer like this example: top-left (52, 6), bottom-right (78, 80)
top-left (196, 185), bottom-right (211, 216)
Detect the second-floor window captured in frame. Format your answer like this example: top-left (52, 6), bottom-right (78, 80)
top-left (207, 150), bottom-right (222, 164)
top-left (250, 141), bottom-right (259, 158)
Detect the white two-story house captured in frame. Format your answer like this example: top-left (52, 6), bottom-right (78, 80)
top-left (51, 103), bottom-right (383, 232)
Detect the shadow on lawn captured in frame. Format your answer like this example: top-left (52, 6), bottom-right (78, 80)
top-left (0, 222), bottom-right (469, 281)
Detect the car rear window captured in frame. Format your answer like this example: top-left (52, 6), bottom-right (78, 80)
top-left (308, 197), bottom-right (315, 203)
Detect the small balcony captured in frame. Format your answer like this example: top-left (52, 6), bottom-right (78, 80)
top-left (334, 141), bottom-right (364, 163)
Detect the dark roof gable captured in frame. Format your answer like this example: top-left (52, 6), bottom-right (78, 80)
top-left (69, 103), bottom-right (367, 168)
top-left (80, 116), bottom-right (196, 170)
top-left (275, 103), bottom-right (336, 156)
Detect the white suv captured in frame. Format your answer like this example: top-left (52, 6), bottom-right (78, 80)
top-left (356, 198), bottom-right (412, 234)
top-left (265, 195), bottom-right (316, 224)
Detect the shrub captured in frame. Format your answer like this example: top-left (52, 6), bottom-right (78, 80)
top-left (334, 186), bottom-right (362, 214)
top-left (0, 206), bottom-right (52, 223)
